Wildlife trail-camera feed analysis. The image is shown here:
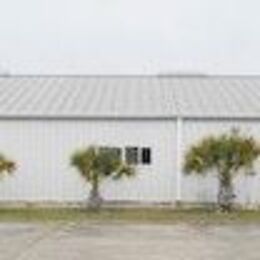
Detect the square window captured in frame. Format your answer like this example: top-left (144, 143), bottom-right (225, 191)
top-left (125, 147), bottom-right (139, 165)
top-left (99, 147), bottom-right (122, 161)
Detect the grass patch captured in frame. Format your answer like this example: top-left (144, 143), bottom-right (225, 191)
top-left (0, 208), bottom-right (260, 224)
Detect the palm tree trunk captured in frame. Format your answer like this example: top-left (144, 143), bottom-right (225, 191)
top-left (217, 174), bottom-right (235, 212)
top-left (88, 174), bottom-right (102, 209)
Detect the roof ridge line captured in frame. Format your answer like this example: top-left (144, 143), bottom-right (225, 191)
top-left (1, 74), bottom-right (260, 78)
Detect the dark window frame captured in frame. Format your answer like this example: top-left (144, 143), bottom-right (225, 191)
top-left (141, 147), bottom-right (152, 165)
top-left (125, 146), bottom-right (139, 165)
top-left (124, 146), bottom-right (152, 165)
top-left (99, 146), bottom-right (122, 161)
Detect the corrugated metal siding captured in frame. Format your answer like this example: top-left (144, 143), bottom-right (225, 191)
top-left (0, 76), bottom-right (177, 118)
top-left (182, 119), bottom-right (260, 205)
top-left (1, 76), bottom-right (260, 118)
top-left (0, 120), bottom-right (177, 203)
top-left (172, 78), bottom-right (260, 118)
top-left (1, 76), bottom-right (260, 205)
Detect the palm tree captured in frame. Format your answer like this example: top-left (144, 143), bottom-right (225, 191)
top-left (71, 146), bottom-right (135, 209)
top-left (0, 154), bottom-right (15, 176)
top-left (183, 130), bottom-right (260, 211)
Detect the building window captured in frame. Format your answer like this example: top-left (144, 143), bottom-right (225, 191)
top-left (125, 147), bottom-right (139, 165)
top-left (141, 148), bottom-right (151, 165)
top-left (125, 147), bottom-right (152, 165)
top-left (99, 147), bottom-right (122, 161)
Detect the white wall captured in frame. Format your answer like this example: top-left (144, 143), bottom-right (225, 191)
top-left (1, 117), bottom-right (259, 206)
top-left (0, 119), bottom-right (177, 203)
top-left (182, 119), bottom-right (260, 205)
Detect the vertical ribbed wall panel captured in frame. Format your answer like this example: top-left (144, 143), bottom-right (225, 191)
top-left (0, 120), bottom-right (177, 203)
top-left (182, 119), bottom-right (260, 205)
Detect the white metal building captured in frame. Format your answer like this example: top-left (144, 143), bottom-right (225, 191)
top-left (0, 75), bottom-right (260, 207)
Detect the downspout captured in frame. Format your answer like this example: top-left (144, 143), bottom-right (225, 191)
top-left (170, 78), bottom-right (183, 205)
top-left (176, 116), bottom-right (183, 204)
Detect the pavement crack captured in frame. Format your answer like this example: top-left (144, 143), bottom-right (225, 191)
top-left (12, 223), bottom-right (75, 260)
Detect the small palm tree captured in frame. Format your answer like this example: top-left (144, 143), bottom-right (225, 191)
top-left (0, 154), bottom-right (15, 176)
top-left (71, 146), bottom-right (135, 209)
top-left (184, 130), bottom-right (260, 211)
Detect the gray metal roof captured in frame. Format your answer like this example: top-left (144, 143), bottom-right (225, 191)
top-left (0, 75), bottom-right (260, 119)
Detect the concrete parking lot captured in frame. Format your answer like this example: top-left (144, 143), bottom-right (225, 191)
top-left (0, 222), bottom-right (260, 260)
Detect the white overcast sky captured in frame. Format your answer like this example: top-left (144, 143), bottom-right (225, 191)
top-left (0, 0), bottom-right (259, 75)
